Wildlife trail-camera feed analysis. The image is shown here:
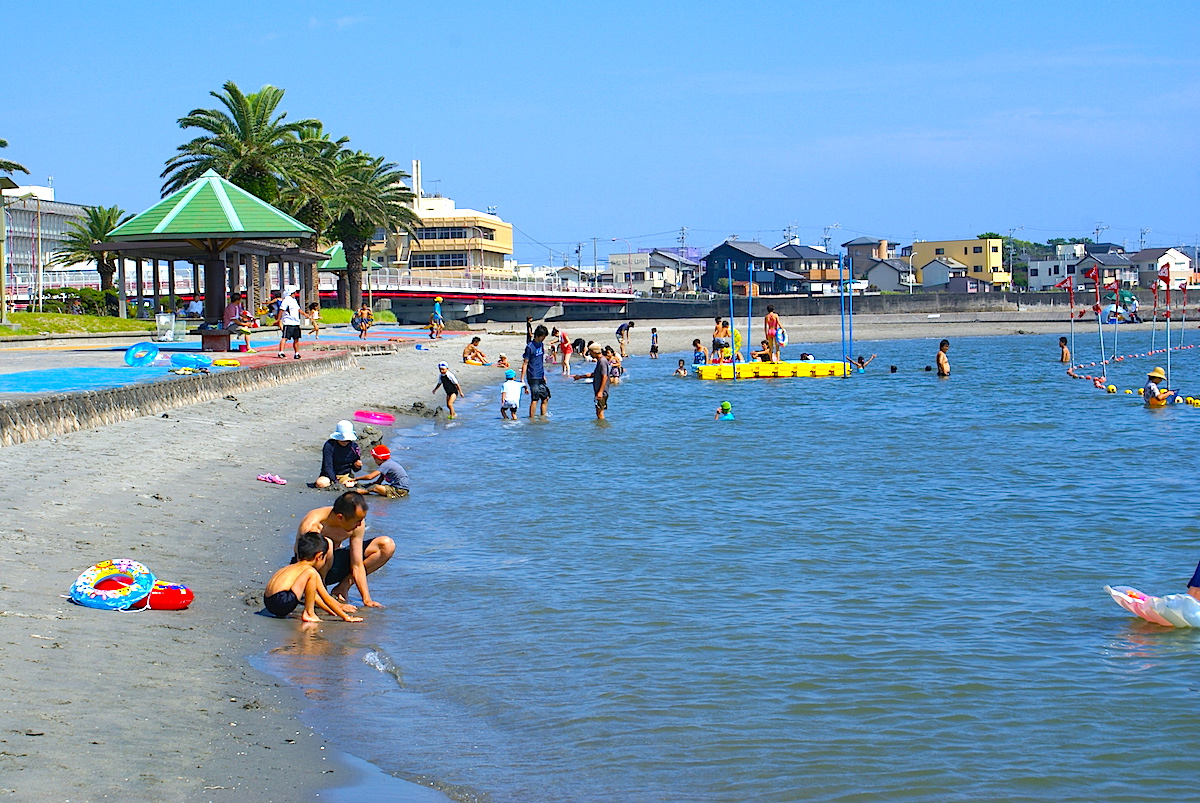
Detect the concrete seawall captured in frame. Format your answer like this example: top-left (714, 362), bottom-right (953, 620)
top-left (0, 351), bottom-right (355, 447)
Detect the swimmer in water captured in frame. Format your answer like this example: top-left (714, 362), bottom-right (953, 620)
top-left (674, 359), bottom-right (688, 377)
top-left (714, 401), bottom-right (734, 420)
top-left (846, 354), bottom-right (877, 371)
top-left (936, 340), bottom-right (950, 377)
top-left (1059, 337), bottom-right (1071, 364)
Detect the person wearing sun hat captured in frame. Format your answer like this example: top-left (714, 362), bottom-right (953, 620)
top-left (430, 296), bottom-right (444, 339)
top-left (1143, 366), bottom-right (1174, 407)
top-left (353, 444), bottom-right (410, 499)
top-left (315, 420), bottom-right (362, 489)
top-left (500, 368), bottom-right (525, 420)
top-left (275, 284), bottom-right (304, 359)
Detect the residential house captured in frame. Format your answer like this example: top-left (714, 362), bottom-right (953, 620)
top-left (1027, 243), bottom-right (1086, 291)
top-left (864, 259), bottom-right (915, 292)
top-left (921, 256), bottom-right (973, 290)
top-left (842, 237), bottom-right (894, 277)
top-left (906, 238), bottom-right (1009, 288)
top-left (701, 240), bottom-right (789, 294)
top-left (774, 243), bottom-right (845, 294)
top-left (609, 249), bottom-right (698, 294)
top-left (1074, 252), bottom-right (1136, 286)
top-left (1127, 247), bottom-right (1192, 289)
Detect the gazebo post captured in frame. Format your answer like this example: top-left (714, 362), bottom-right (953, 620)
top-left (228, 251), bottom-right (241, 298)
top-left (134, 258), bottom-right (144, 318)
top-left (192, 262), bottom-right (200, 305)
top-left (246, 254), bottom-right (257, 312)
top-left (117, 256), bottom-right (127, 319)
top-left (152, 258), bottom-right (161, 314)
top-left (203, 253), bottom-right (226, 322)
top-left (168, 260), bottom-right (176, 310)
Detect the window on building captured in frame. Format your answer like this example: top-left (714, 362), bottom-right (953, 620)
top-left (1067, 265), bottom-right (1076, 274)
top-left (1030, 268), bottom-right (1039, 276)
top-left (1052, 266), bottom-right (1060, 275)
top-left (631, 272), bottom-right (646, 282)
top-left (991, 246), bottom-right (999, 252)
top-left (411, 252), bottom-right (468, 268)
top-left (413, 226), bottom-right (495, 240)
top-left (935, 248), bottom-right (945, 255)
top-left (973, 266), bottom-right (983, 273)
top-left (963, 247), bottom-right (969, 255)
top-left (973, 246), bottom-right (983, 253)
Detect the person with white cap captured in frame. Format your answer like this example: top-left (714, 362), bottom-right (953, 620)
top-left (1143, 366), bottom-right (1174, 407)
top-left (315, 419), bottom-right (363, 489)
top-left (432, 361), bottom-right (463, 418)
top-left (275, 285), bottom-right (303, 359)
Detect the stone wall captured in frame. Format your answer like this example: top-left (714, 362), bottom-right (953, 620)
top-left (0, 352), bottom-right (355, 447)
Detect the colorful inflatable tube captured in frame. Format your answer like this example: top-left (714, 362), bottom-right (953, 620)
top-left (70, 559), bottom-right (156, 610)
top-left (124, 342), bottom-right (159, 367)
top-left (1105, 585), bottom-right (1200, 627)
top-left (353, 410), bottom-right (396, 426)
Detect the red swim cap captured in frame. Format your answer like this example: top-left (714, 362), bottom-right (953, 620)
top-left (371, 445), bottom-right (391, 461)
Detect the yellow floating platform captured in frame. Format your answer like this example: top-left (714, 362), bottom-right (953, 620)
top-left (693, 361), bottom-right (848, 380)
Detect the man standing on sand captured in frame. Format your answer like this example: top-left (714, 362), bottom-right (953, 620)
top-left (521, 324), bottom-right (551, 417)
top-left (275, 285), bottom-right (303, 359)
top-left (295, 492), bottom-right (394, 608)
top-left (573, 343), bottom-right (610, 420)
top-left (936, 339), bottom-right (951, 377)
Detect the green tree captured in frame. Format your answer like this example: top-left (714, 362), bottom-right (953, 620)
top-left (51, 205), bottom-right (133, 293)
top-left (0, 138), bottom-right (28, 176)
top-left (977, 232), bottom-right (1003, 240)
top-left (160, 81), bottom-right (321, 202)
top-left (325, 151), bottom-right (418, 310)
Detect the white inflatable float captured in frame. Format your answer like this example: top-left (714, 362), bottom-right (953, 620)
top-left (1105, 585), bottom-right (1200, 627)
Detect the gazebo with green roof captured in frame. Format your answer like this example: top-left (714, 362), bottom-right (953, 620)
top-left (96, 169), bottom-right (325, 321)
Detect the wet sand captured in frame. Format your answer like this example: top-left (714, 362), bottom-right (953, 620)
top-left (0, 311), bottom-right (1084, 800)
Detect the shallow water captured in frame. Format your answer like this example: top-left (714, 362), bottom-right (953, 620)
top-left (262, 330), bottom-right (1200, 802)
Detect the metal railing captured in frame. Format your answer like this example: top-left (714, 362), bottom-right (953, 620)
top-left (319, 268), bottom-right (636, 297)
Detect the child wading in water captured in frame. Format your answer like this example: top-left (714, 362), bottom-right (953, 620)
top-left (264, 532), bottom-right (364, 622)
top-left (714, 401), bottom-right (734, 420)
top-left (674, 359), bottom-right (688, 377)
top-left (500, 369), bottom-right (524, 419)
top-left (433, 361), bottom-right (463, 419)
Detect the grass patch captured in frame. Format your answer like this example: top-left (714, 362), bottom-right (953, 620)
top-left (319, 307), bottom-right (397, 324)
top-left (3, 312), bottom-right (154, 336)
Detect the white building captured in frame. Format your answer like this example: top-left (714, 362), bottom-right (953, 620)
top-left (1127, 247), bottom-right (1192, 288)
top-left (608, 249), bottom-right (696, 294)
top-left (2, 184), bottom-right (92, 297)
top-left (1027, 243), bottom-right (1086, 291)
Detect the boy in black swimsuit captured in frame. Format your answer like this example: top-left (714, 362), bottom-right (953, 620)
top-left (264, 532), bottom-right (364, 622)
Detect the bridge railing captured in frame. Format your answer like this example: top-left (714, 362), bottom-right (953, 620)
top-left (321, 268), bottom-right (634, 297)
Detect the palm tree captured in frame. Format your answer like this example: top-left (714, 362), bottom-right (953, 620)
top-left (0, 138), bottom-right (28, 176)
top-left (326, 151), bottom-right (419, 310)
top-left (160, 81), bottom-right (320, 202)
top-left (51, 205), bottom-right (132, 292)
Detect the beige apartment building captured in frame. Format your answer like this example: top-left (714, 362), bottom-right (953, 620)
top-left (906, 238), bottom-right (1009, 288)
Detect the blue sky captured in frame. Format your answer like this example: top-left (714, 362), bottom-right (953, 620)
top-left (5, 0), bottom-right (1199, 262)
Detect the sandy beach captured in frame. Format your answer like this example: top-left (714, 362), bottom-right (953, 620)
top-left (0, 310), bottom-right (1083, 801)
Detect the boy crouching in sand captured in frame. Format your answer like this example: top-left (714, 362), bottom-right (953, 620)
top-left (354, 445), bottom-right (410, 498)
top-left (264, 532), bottom-right (364, 622)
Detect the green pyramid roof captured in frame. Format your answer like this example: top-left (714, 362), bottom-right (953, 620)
top-left (108, 169), bottom-right (314, 241)
top-left (319, 242), bottom-right (382, 271)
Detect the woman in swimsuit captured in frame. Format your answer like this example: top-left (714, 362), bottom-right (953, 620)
top-left (763, 305), bottom-right (781, 363)
top-left (692, 339), bottom-right (709, 365)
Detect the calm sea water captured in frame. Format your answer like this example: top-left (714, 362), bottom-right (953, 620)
top-left (261, 330), bottom-right (1200, 803)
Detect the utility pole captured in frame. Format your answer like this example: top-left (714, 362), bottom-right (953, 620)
top-left (1140, 228), bottom-right (1152, 250)
top-left (1093, 222), bottom-right (1109, 243)
top-left (784, 223), bottom-right (798, 245)
top-left (592, 237), bottom-right (598, 288)
top-left (678, 226), bottom-right (688, 255)
top-left (820, 223), bottom-right (842, 252)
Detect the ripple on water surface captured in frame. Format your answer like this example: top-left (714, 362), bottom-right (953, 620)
top-left (267, 334), bottom-right (1200, 802)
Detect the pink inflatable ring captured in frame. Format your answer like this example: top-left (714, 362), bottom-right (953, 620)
top-left (353, 410), bottom-right (396, 426)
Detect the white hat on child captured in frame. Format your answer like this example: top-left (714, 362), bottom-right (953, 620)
top-left (330, 420), bottom-right (357, 440)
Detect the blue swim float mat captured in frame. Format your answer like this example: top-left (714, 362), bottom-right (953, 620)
top-left (170, 353), bottom-right (213, 369)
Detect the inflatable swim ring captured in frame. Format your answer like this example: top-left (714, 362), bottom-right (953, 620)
top-left (70, 559), bottom-right (156, 610)
top-left (211, 359), bottom-right (240, 367)
top-left (354, 409), bottom-right (396, 426)
top-left (732, 329), bottom-right (743, 352)
top-left (1106, 584), bottom-right (1200, 627)
top-left (124, 342), bottom-right (159, 367)
top-left (463, 360), bottom-right (491, 366)
top-left (171, 353), bottom-right (214, 369)
top-left (775, 327), bottom-right (788, 346)
top-left (94, 577), bottom-right (193, 610)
